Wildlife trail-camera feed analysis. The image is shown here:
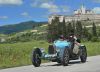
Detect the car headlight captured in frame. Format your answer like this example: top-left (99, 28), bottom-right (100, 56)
top-left (40, 48), bottom-right (45, 53)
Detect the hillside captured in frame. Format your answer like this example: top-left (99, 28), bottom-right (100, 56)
top-left (0, 21), bottom-right (47, 34)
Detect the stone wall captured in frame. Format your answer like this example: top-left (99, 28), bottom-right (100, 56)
top-left (48, 14), bottom-right (100, 24)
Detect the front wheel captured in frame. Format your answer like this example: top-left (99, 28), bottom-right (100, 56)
top-left (80, 46), bottom-right (87, 63)
top-left (32, 48), bottom-right (42, 67)
top-left (62, 48), bottom-right (69, 66)
top-left (57, 59), bottom-right (61, 64)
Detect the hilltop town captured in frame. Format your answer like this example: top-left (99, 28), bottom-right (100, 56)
top-left (48, 5), bottom-right (100, 24)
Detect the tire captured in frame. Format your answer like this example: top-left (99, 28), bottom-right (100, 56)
top-left (62, 48), bottom-right (69, 66)
top-left (80, 46), bottom-right (87, 63)
top-left (32, 48), bottom-right (42, 67)
top-left (57, 59), bottom-right (61, 64)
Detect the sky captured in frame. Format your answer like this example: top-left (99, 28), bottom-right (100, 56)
top-left (0, 0), bottom-right (100, 26)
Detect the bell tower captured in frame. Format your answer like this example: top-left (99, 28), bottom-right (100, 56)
top-left (80, 4), bottom-right (86, 14)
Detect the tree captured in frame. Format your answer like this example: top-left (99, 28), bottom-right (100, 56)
top-left (62, 18), bottom-right (67, 36)
top-left (92, 22), bottom-right (97, 37)
top-left (98, 29), bottom-right (100, 37)
top-left (47, 17), bottom-right (60, 42)
top-left (72, 20), bottom-right (76, 32)
top-left (66, 22), bottom-right (73, 36)
top-left (76, 21), bottom-right (83, 38)
top-left (82, 26), bottom-right (92, 41)
top-left (82, 26), bottom-right (88, 38)
top-left (57, 17), bottom-right (67, 36)
top-left (32, 25), bottom-right (35, 29)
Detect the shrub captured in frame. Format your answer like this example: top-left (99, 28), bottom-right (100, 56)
top-left (91, 36), bottom-right (99, 42)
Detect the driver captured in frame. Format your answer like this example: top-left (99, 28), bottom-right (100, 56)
top-left (59, 35), bottom-right (65, 41)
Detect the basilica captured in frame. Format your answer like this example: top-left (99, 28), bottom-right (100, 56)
top-left (48, 5), bottom-right (100, 24)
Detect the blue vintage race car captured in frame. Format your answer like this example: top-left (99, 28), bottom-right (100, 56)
top-left (32, 40), bottom-right (87, 67)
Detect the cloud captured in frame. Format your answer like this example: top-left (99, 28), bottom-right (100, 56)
top-left (21, 12), bottom-right (32, 18)
top-left (21, 12), bottom-right (29, 16)
top-left (92, 7), bottom-right (100, 14)
top-left (0, 16), bottom-right (8, 19)
top-left (40, 3), bottom-right (60, 13)
top-left (31, 0), bottom-right (70, 14)
top-left (0, 0), bottom-right (23, 5)
top-left (49, 8), bottom-right (61, 13)
top-left (31, 1), bottom-right (38, 7)
top-left (31, 0), bottom-right (55, 7)
top-left (92, 0), bottom-right (100, 3)
top-left (60, 6), bottom-right (70, 12)
top-left (40, 3), bottom-right (57, 9)
top-left (40, 3), bottom-right (70, 14)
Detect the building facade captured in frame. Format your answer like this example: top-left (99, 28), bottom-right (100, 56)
top-left (48, 5), bottom-right (100, 24)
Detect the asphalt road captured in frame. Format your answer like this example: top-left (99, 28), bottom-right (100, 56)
top-left (0, 55), bottom-right (100, 72)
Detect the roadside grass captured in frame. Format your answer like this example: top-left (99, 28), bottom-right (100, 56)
top-left (0, 41), bottom-right (100, 69)
top-left (0, 40), bottom-right (49, 69)
top-left (83, 42), bottom-right (100, 56)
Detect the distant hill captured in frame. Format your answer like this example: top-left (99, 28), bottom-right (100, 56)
top-left (0, 21), bottom-right (47, 34)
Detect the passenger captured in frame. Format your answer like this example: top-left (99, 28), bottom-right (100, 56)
top-left (68, 30), bottom-right (80, 54)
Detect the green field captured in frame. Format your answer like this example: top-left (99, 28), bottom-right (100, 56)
top-left (0, 41), bottom-right (100, 69)
top-left (82, 42), bottom-right (100, 56)
top-left (0, 40), bottom-right (49, 69)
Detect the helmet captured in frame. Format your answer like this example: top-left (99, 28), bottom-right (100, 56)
top-left (59, 35), bottom-right (64, 39)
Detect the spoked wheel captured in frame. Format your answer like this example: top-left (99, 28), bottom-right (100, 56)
top-left (80, 46), bottom-right (87, 63)
top-left (32, 48), bottom-right (42, 67)
top-left (62, 48), bottom-right (69, 66)
top-left (57, 59), bottom-right (61, 64)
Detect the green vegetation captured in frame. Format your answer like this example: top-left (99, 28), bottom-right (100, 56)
top-left (83, 42), bottom-right (100, 56)
top-left (0, 24), bottom-right (48, 43)
top-left (47, 17), bottom-right (100, 42)
top-left (0, 40), bottom-right (49, 69)
top-left (0, 41), bottom-right (100, 69)
top-left (0, 19), bottom-right (100, 69)
top-left (0, 21), bottom-right (47, 34)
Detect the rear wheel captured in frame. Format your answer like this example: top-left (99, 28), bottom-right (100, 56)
top-left (32, 48), bottom-right (42, 67)
top-left (57, 59), bottom-right (61, 64)
top-left (80, 46), bottom-right (87, 63)
top-left (62, 48), bottom-right (69, 66)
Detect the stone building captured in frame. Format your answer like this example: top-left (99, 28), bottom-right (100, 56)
top-left (48, 5), bottom-right (100, 24)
